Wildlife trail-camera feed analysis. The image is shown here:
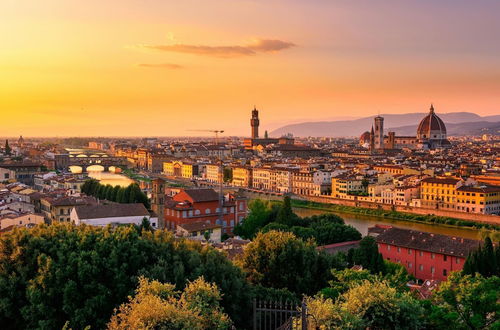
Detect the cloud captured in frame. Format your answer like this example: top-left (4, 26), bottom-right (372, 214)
top-left (138, 63), bottom-right (184, 69)
top-left (141, 38), bottom-right (295, 58)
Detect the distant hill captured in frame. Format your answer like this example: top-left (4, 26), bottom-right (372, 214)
top-left (391, 121), bottom-right (500, 136)
top-left (270, 112), bottom-right (500, 137)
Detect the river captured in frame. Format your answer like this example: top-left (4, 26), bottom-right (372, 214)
top-left (293, 207), bottom-right (483, 240)
top-left (87, 171), bottom-right (135, 187)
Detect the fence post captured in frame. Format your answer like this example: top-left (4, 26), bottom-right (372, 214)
top-left (301, 300), bottom-right (307, 330)
top-left (253, 298), bottom-right (257, 330)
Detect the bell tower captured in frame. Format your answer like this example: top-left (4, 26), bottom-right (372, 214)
top-left (251, 107), bottom-right (260, 139)
top-left (151, 178), bottom-right (165, 229)
top-left (374, 115), bottom-right (384, 150)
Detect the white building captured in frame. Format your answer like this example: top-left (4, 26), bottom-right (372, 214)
top-left (71, 203), bottom-right (157, 228)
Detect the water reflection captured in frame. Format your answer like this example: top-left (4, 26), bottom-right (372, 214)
top-left (69, 165), bottom-right (134, 187)
top-left (293, 207), bottom-right (482, 240)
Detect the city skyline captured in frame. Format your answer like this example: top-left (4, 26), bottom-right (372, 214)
top-left (2, 0), bottom-right (500, 137)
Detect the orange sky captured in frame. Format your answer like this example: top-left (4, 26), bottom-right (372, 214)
top-left (1, 0), bottom-right (499, 137)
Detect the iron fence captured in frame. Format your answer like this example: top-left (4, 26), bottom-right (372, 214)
top-left (253, 299), bottom-right (307, 330)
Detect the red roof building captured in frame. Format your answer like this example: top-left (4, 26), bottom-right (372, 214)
top-left (371, 226), bottom-right (481, 281)
top-left (164, 188), bottom-right (247, 235)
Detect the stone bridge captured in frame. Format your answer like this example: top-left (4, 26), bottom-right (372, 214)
top-left (55, 149), bottom-right (128, 172)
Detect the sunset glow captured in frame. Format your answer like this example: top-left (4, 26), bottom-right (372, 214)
top-left (1, 0), bottom-right (499, 136)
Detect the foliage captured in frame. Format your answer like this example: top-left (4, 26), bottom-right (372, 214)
top-left (108, 276), bottom-right (231, 329)
top-left (462, 237), bottom-right (499, 277)
top-left (81, 179), bottom-right (150, 209)
top-left (236, 230), bottom-right (333, 296)
top-left (0, 223), bottom-right (251, 329)
top-left (426, 272), bottom-right (500, 330)
top-left (235, 198), bottom-right (361, 246)
top-left (223, 167), bottom-right (232, 183)
top-left (339, 279), bottom-right (425, 329)
top-left (233, 199), bottom-right (274, 239)
top-left (308, 278), bottom-right (425, 329)
top-left (347, 236), bottom-right (386, 274)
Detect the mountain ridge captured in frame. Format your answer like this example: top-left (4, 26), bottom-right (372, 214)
top-left (270, 112), bottom-right (500, 137)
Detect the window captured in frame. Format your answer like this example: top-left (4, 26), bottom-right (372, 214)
top-left (431, 266), bottom-right (435, 274)
top-left (419, 264), bottom-right (423, 271)
top-left (443, 255), bottom-right (447, 261)
top-left (408, 248), bottom-right (412, 255)
top-left (456, 258), bottom-right (460, 264)
top-left (431, 253), bottom-right (435, 259)
top-left (205, 208), bottom-right (210, 214)
top-left (397, 247), bottom-right (401, 253)
top-left (408, 262), bottom-right (412, 268)
top-left (387, 245), bottom-right (391, 251)
top-left (443, 269), bottom-right (447, 276)
top-left (195, 210), bottom-right (201, 216)
top-left (419, 251), bottom-right (423, 257)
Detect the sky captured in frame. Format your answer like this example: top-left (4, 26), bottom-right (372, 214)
top-left (1, 0), bottom-right (500, 137)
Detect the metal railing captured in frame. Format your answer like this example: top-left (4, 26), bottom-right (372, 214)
top-left (253, 299), bottom-right (307, 330)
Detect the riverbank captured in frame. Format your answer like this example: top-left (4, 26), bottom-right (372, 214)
top-left (290, 199), bottom-right (500, 234)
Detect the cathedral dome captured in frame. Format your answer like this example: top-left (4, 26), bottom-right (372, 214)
top-left (360, 131), bottom-right (371, 144)
top-left (417, 104), bottom-right (447, 140)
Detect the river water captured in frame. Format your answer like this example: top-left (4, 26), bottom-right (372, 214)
top-left (293, 207), bottom-right (482, 240)
top-left (87, 171), bottom-right (134, 187)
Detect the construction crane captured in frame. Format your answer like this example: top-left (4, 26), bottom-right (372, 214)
top-left (187, 129), bottom-right (224, 145)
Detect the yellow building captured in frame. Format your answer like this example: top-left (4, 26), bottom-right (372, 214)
top-left (456, 186), bottom-right (500, 214)
top-left (420, 177), bottom-right (462, 210)
top-left (232, 167), bottom-right (252, 188)
top-left (331, 175), bottom-right (364, 199)
top-left (163, 161), bottom-right (195, 179)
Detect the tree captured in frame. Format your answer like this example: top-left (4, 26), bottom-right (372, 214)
top-left (349, 236), bottom-right (386, 274)
top-left (233, 199), bottom-right (272, 239)
top-left (108, 276), bottom-right (231, 329)
top-left (236, 230), bottom-right (333, 296)
top-left (428, 272), bottom-right (500, 329)
top-left (111, 185), bottom-right (121, 202)
top-left (264, 130), bottom-right (269, 138)
top-left (4, 140), bottom-right (11, 155)
top-left (463, 237), bottom-right (499, 277)
top-left (339, 279), bottom-right (425, 329)
top-left (104, 185), bottom-right (114, 201)
top-left (223, 167), bottom-right (232, 183)
top-left (276, 196), bottom-right (295, 226)
top-left (0, 223), bottom-right (251, 329)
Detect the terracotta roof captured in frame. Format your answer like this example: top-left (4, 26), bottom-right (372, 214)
top-left (421, 177), bottom-right (461, 185)
top-left (178, 221), bottom-right (221, 232)
top-left (74, 203), bottom-right (149, 220)
top-left (180, 189), bottom-right (219, 202)
top-left (375, 227), bottom-right (481, 257)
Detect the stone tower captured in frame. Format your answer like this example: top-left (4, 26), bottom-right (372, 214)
top-left (374, 115), bottom-right (384, 150)
top-left (251, 107), bottom-right (260, 139)
top-left (151, 178), bottom-right (165, 229)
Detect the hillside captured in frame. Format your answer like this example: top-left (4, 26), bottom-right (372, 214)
top-left (270, 112), bottom-right (499, 137)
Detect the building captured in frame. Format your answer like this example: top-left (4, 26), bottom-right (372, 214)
top-left (243, 107), bottom-right (295, 150)
top-left (71, 203), bottom-right (156, 227)
top-left (252, 168), bottom-right (272, 190)
top-left (41, 195), bottom-right (96, 222)
top-left (420, 177), bottom-right (463, 210)
top-left (232, 166), bottom-right (252, 188)
top-left (176, 221), bottom-right (222, 243)
top-left (455, 185), bottom-right (500, 215)
top-left (362, 105), bottom-right (450, 151)
top-left (164, 188), bottom-right (247, 234)
top-left (292, 170), bottom-right (315, 196)
top-left (372, 226), bottom-right (481, 281)
top-left (331, 175), bottom-right (364, 199)
top-left (205, 164), bottom-right (221, 183)
top-left (0, 212), bottom-right (44, 230)
top-left (163, 160), bottom-right (198, 179)
top-left (151, 178), bottom-right (165, 228)
top-left (0, 162), bottom-right (43, 185)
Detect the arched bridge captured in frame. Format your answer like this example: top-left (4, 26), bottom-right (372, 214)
top-left (55, 148), bottom-right (128, 172)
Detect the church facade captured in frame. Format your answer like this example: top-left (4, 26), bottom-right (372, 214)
top-left (360, 105), bottom-right (451, 151)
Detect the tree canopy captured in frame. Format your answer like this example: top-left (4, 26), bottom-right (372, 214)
top-left (0, 223), bottom-right (250, 329)
top-left (108, 276), bottom-right (231, 329)
top-left (236, 230), bottom-right (335, 296)
top-left (462, 236), bottom-right (499, 277)
top-left (81, 179), bottom-right (150, 209)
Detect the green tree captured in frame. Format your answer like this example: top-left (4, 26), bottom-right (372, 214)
top-left (350, 236), bottom-right (386, 274)
top-left (111, 185), bottom-right (121, 202)
top-left (0, 223), bottom-right (251, 329)
top-left (223, 167), bottom-right (232, 183)
top-left (236, 230), bottom-right (332, 296)
top-left (104, 184), bottom-right (114, 201)
top-left (427, 272), bottom-right (500, 329)
top-left (339, 279), bottom-right (425, 329)
top-left (463, 237), bottom-right (499, 277)
top-left (276, 196), bottom-right (295, 226)
top-left (233, 199), bottom-right (272, 239)
top-left (108, 276), bottom-right (231, 329)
